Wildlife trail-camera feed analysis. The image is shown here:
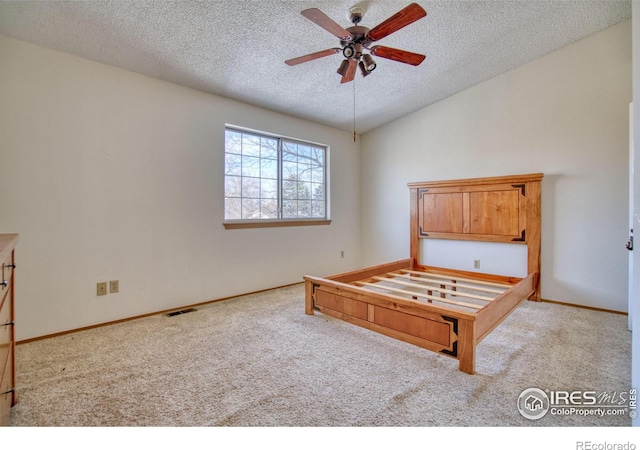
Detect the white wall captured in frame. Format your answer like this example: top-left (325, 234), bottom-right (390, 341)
top-left (360, 20), bottom-right (632, 312)
top-left (0, 35), bottom-right (361, 340)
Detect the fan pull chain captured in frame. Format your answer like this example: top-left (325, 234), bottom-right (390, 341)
top-left (353, 76), bottom-right (356, 142)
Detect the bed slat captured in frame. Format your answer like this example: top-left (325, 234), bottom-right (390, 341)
top-left (355, 281), bottom-right (482, 310)
top-left (368, 276), bottom-right (496, 302)
top-left (399, 269), bottom-right (512, 289)
top-left (390, 272), bottom-right (507, 294)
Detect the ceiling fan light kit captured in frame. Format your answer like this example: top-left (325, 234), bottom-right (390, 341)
top-left (285, 2), bottom-right (427, 84)
top-left (358, 61), bottom-right (371, 78)
top-left (337, 59), bottom-right (351, 76)
top-left (342, 44), bottom-right (355, 59)
top-left (362, 54), bottom-right (376, 72)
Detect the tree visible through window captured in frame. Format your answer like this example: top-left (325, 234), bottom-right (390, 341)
top-left (224, 127), bottom-right (327, 222)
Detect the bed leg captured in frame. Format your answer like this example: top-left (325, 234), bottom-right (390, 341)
top-left (457, 319), bottom-right (476, 374)
top-left (305, 280), bottom-right (315, 315)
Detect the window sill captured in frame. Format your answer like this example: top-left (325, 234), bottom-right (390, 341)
top-left (223, 219), bottom-right (332, 229)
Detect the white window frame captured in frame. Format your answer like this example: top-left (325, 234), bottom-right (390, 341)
top-left (223, 126), bottom-right (330, 229)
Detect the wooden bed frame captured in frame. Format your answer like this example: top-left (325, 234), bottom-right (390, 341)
top-left (304, 173), bottom-right (543, 374)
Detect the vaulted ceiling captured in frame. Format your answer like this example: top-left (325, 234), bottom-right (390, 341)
top-left (0, 1), bottom-right (631, 133)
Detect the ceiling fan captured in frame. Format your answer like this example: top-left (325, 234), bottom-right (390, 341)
top-left (285, 3), bottom-right (427, 84)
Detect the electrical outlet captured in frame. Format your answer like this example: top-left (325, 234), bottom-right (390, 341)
top-left (109, 280), bottom-right (119, 293)
top-left (340, 250), bottom-right (345, 258)
top-left (474, 259), bottom-right (481, 269)
top-left (97, 282), bottom-right (107, 296)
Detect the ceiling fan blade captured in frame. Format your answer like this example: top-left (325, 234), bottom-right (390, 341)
top-left (341, 59), bottom-right (357, 84)
top-left (366, 3), bottom-right (427, 42)
top-left (370, 46), bottom-right (425, 66)
top-left (301, 8), bottom-right (353, 41)
top-left (285, 48), bottom-right (341, 66)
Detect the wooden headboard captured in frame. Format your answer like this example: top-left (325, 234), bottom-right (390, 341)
top-left (408, 173), bottom-right (543, 299)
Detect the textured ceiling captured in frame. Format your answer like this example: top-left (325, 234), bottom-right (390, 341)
top-left (0, 1), bottom-right (632, 133)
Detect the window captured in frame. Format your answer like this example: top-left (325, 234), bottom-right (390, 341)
top-left (224, 127), bottom-right (329, 228)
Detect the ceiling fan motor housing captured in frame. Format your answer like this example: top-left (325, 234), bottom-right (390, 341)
top-left (341, 26), bottom-right (369, 58)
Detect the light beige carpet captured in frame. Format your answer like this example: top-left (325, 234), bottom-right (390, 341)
top-left (8, 284), bottom-right (632, 426)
